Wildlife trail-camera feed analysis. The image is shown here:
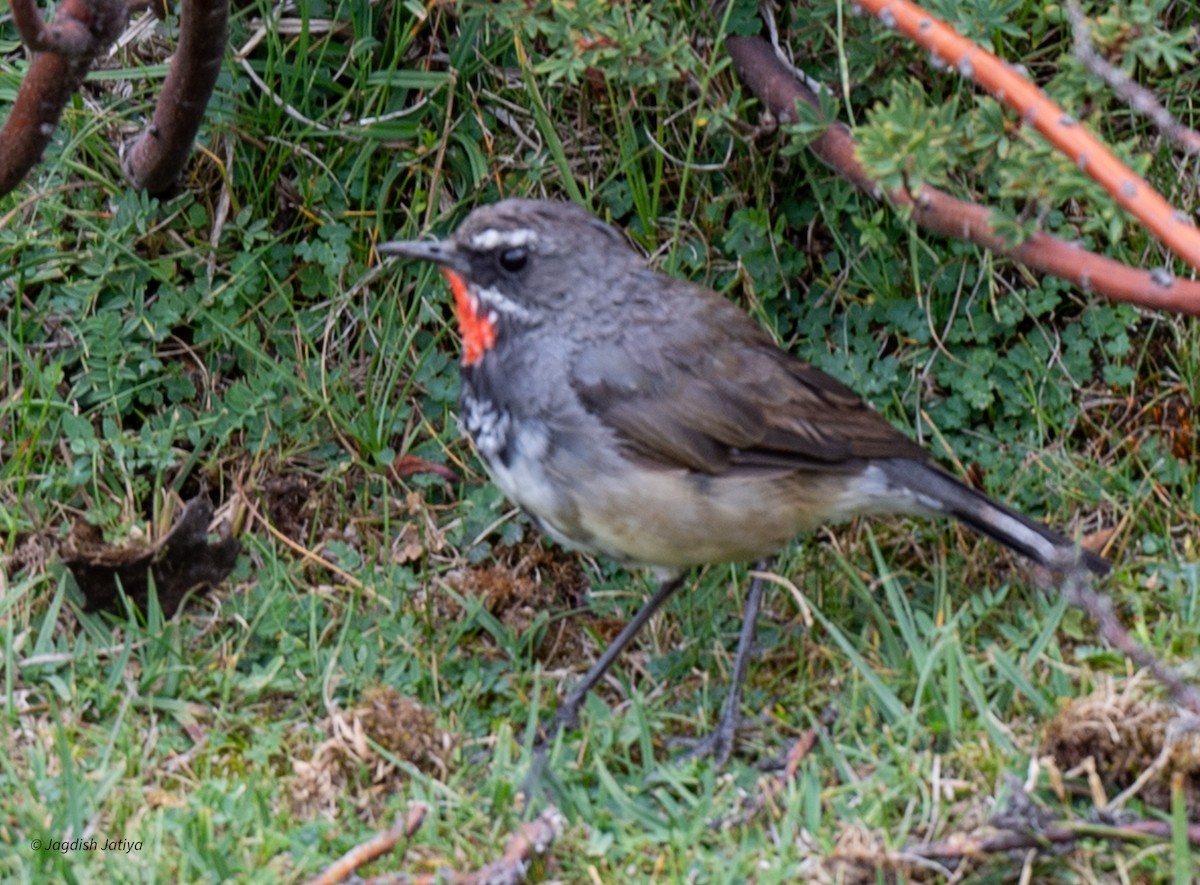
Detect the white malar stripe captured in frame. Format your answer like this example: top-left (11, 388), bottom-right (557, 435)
top-left (468, 227), bottom-right (539, 251)
top-left (477, 284), bottom-right (536, 322)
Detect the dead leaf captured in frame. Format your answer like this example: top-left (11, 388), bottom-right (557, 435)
top-left (63, 496), bottom-right (240, 617)
top-left (389, 453), bottom-right (457, 484)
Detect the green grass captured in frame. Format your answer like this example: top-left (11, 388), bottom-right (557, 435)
top-left (2, 0), bottom-right (1199, 881)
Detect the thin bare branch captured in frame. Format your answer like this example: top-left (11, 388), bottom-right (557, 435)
top-left (302, 806), bottom-right (565, 885)
top-left (724, 33), bottom-right (1200, 316)
top-left (1066, 0), bottom-right (1200, 155)
top-left (302, 803), bottom-right (428, 885)
top-left (122, 0), bottom-right (229, 193)
top-left (1060, 561), bottom-right (1200, 716)
top-left (910, 817), bottom-right (1200, 863)
top-left (856, 0), bottom-right (1200, 272)
top-left (0, 0), bottom-right (129, 197)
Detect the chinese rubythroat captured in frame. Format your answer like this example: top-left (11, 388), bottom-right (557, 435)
top-left (380, 199), bottom-right (1107, 763)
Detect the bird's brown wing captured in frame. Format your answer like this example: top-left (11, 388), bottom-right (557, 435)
top-left (569, 279), bottom-right (928, 474)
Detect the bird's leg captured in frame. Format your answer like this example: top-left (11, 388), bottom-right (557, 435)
top-left (674, 560), bottom-right (770, 766)
top-left (520, 573), bottom-right (685, 801)
top-left (547, 572), bottom-right (685, 740)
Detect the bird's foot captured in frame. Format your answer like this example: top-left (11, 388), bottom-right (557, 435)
top-left (515, 703), bottom-right (579, 807)
top-left (667, 715), bottom-right (741, 768)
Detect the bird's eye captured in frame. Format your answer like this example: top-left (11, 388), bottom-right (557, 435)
top-left (498, 247), bottom-right (528, 273)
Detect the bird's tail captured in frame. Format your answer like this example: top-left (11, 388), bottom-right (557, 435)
top-left (879, 459), bottom-right (1110, 576)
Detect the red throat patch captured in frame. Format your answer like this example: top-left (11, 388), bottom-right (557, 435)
top-left (441, 268), bottom-right (497, 366)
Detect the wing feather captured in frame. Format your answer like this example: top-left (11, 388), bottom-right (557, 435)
top-left (569, 281), bottom-right (927, 474)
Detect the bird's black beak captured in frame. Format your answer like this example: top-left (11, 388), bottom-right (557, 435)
top-left (378, 238), bottom-right (470, 275)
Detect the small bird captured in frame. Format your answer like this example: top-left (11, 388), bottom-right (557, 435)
top-left (380, 199), bottom-right (1108, 765)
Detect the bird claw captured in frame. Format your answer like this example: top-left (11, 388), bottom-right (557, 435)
top-left (667, 717), bottom-right (741, 768)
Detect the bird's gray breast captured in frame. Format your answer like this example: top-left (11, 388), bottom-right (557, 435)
top-left (459, 375), bottom-right (590, 552)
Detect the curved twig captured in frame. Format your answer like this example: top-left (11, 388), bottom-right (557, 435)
top-left (909, 817), bottom-right (1200, 862)
top-left (1060, 562), bottom-right (1200, 715)
top-left (121, 0), bottom-right (229, 193)
top-left (1065, 0), bottom-right (1200, 156)
top-left (302, 804), bottom-right (428, 885)
top-left (302, 806), bottom-right (566, 885)
top-left (724, 34), bottom-right (1200, 316)
top-left (857, 0), bottom-right (1200, 272)
top-left (0, 0), bottom-right (129, 197)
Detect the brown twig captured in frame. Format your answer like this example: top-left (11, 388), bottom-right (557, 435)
top-left (302, 803), bottom-right (429, 885)
top-left (716, 737), bottom-right (1199, 874)
top-left (121, 0), bottom-right (229, 193)
top-left (723, 34), bottom-right (1200, 316)
top-left (354, 806), bottom-right (566, 885)
top-left (856, 0), bottom-right (1200, 272)
top-left (830, 775), bottom-right (1199, 874)
top-left (908, 817), bottom-right (1200, 864)
top-left (709, 728), bottom-right (817, 832)
top-left (1060, 560), bottom-right (1200, 716)
top-left (0, 0), bottom-right (129, 197)
top-left (235, 479), bottom-right (376, 598)
top-left (1066, 0), bottom-right (1200, 156)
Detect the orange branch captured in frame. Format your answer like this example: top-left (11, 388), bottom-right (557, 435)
top-left (857, 0), bottom-right (1200, 272)
top-left (724, 34), bottom-right (1200, 316)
